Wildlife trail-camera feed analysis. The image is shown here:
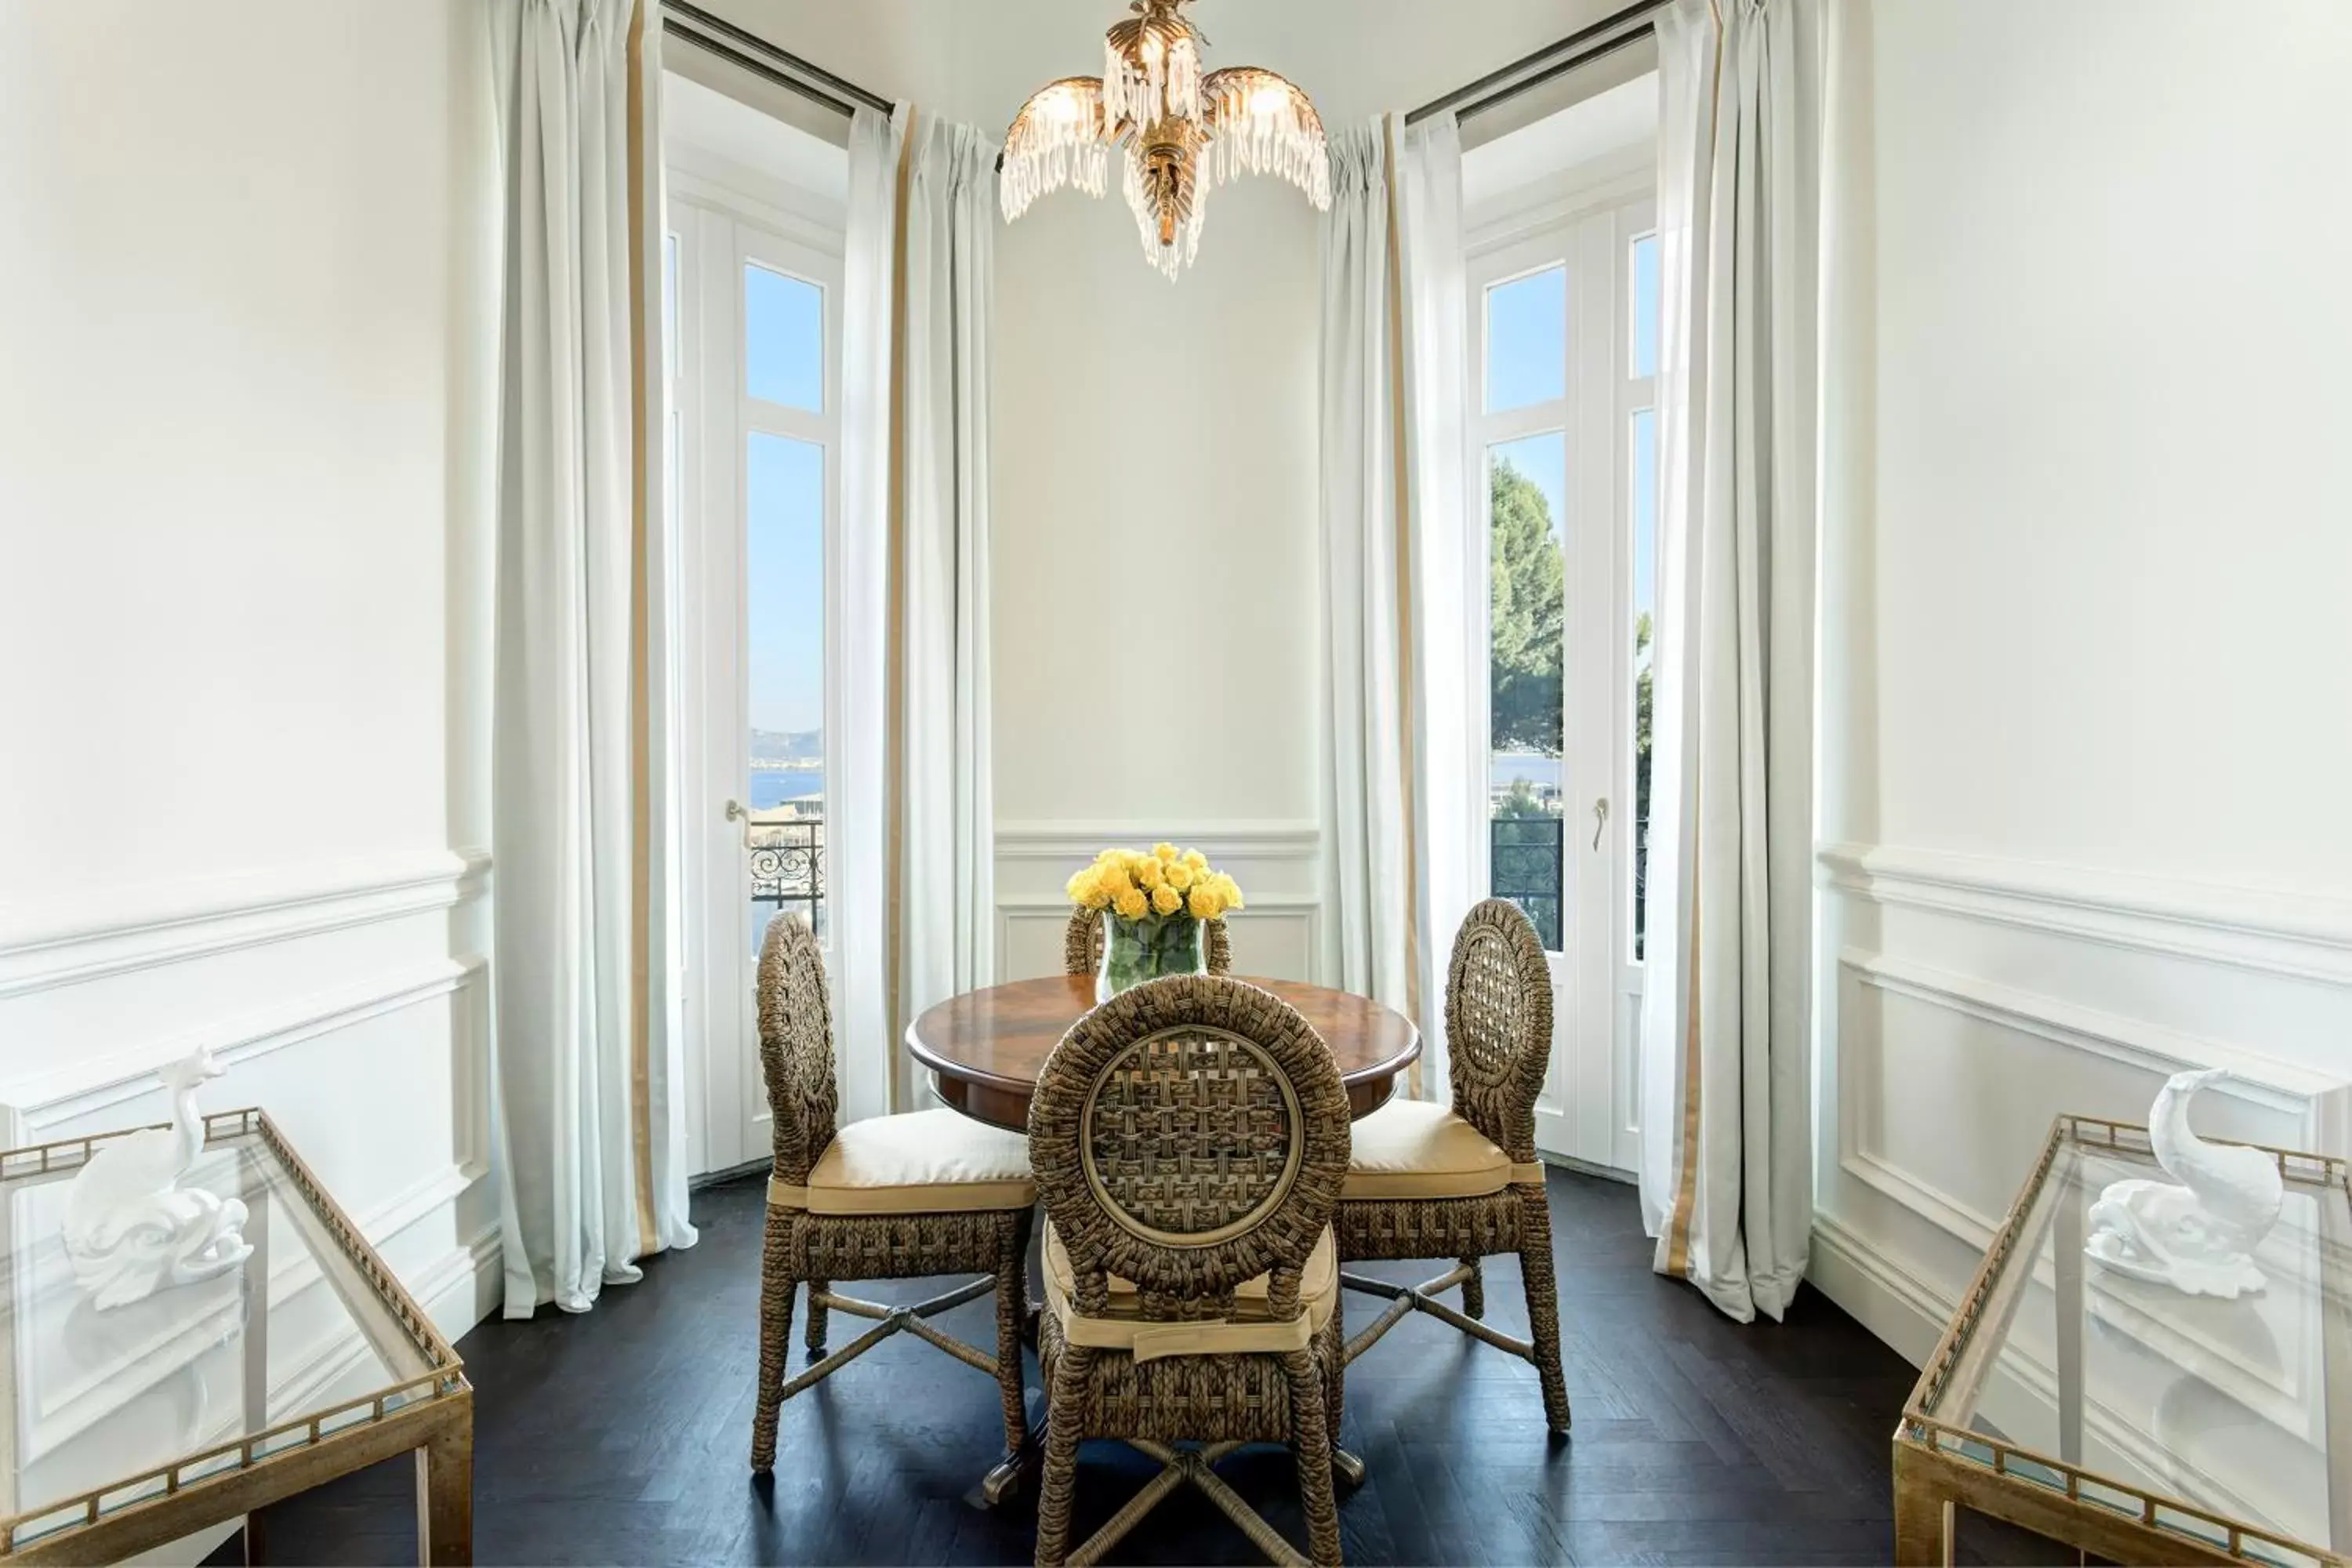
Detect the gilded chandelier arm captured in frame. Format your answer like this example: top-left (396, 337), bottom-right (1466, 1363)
top-left (1199, 67), bottom-right (1331, 210)
top-left (1001, 76), bottom-right (1112, 223)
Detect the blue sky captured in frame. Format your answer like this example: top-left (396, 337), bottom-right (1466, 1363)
top-left (742, 263), bottom-right (826, 741)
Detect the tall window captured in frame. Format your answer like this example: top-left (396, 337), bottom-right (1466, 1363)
top-left (668, 185), bottom-right (843, 954)
top-left (1470, 195), bottom-right (1660, 960)
top-left (1482, 263), bottom-right (1571, 951)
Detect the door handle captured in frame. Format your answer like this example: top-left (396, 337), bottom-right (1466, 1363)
top-left (1591, 797), bottom-right (1609, 851)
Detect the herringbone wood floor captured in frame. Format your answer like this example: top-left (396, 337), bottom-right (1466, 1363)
top-left (211, 1167), bottom-right (2063, 1565)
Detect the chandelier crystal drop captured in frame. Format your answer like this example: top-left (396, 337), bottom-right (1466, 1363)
top-left (1000, 0), bottom-right (1330, 281)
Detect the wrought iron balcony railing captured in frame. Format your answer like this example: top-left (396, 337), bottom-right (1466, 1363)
top-left (748, 816), bottom-right (824, 946)
top-left (1490, 814), bottom-right (1564, 952)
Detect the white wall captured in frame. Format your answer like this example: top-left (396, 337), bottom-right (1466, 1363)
top-left (1812, 0), bottom-right (2352, 1486)
top-left (0, 0), bottom-right (502, 1462)
top-left (715, 0), bottom-right (1624, 979)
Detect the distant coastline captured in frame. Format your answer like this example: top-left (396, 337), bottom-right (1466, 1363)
top-left (750, 766), bottom-right (823, 811)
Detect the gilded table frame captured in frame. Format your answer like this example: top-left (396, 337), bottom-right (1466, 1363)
top-left (0, 1109), bottom-right (473, 1566)
top-left (1892, 1113), bottom-right (2350, 1568)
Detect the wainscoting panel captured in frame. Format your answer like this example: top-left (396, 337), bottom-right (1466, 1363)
top-left (1813, 840), bottom-right (2352, 1400)
top-left (0, 848), bottom-right (501, 1355)
top-left (993, 821), bottom-right (1325, 985)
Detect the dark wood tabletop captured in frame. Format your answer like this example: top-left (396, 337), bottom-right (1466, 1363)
top-left (904, 974), bottom-right (1422, 1133)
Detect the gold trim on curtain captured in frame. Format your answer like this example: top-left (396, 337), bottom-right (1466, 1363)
top-left (624, 0), bottom-right (659, 1255)
top-left (1380, 118), bottom-right (1425, 1096)
top-left (882, 107), bottom-right (920, 1115)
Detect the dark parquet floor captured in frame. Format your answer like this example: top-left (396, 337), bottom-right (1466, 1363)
top-left (212, 1167), bottom-right (2064, 1566)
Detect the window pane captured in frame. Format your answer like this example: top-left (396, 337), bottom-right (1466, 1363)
top-left (746, 432), bottom-right (826, 947)
top-left (745, 262), bottom-right (822, 412)
top-left (1631, 233), bottom-right (1660, 379)
top-left (1485, 265), bottom-right (1566, 413)
top-left (1486, 432), bottom-right (1566, 951)
top-left (1630, 408), bottom-right (1657, 958)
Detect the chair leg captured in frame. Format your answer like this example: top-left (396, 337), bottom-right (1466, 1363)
top-left (1516, 1184), bottom-right (1571, 1435)
top-left (1034, 1348), bottom-right (1091, 1568)
top-left (1459, 1255), bottom-right (1486, 1319)
top-left (804, 1277), bottom-right (830, 1356)
top-left (1283, 1348), bottom-right (1344, 1567)
top-left (993, 1210), bottom-right (1032, 1462)
top-left (750, 1207), bottom-right (797, 1474)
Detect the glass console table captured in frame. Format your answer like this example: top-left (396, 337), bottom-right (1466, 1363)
top-left (0, 1109), bottom-right (471, 1564)
top-left (1895, 1114), bottom-right (2350, 1566)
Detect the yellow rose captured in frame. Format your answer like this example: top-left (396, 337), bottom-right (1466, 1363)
top-left (1153, 841), bottom-right (1179, 863)
top-left (1214, 873), bottom-right (1245, 910)
top-left (1151, 884), bottom-right (1181, 916)
top-left (1113, 887), bottom-right (1149, 921)
top-left (1167, 862), bottom-right (1196, 891)
top-left (1136, 857), bottom-right (1165, 890)
top-left (1187, 885), bottom-right (1222, 920)
top-left (1182, 849), bottom-right (1209, 870)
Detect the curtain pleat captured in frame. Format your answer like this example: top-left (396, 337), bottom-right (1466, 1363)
top-left (488, 0), bottom-right (695, 1319)
top-left (894, 117), bottom-right (998, 1081)
top-left (1636, 0), bottom-right (1827, 1324)
top-left (1319, 114), bottom-right (1483, 1097)
top-left (830, 105), bottom-right (903, 1127)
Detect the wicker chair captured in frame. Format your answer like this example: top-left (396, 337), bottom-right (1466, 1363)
top-left (1063, 907), bottom-right (1232, 977)
top-left (1029, 975), bottom-right (1351, 1567)
top-left (749, 913), bottom-right (1036, 1501)
top-left (1332, 898), bottom-right (1570, 1436)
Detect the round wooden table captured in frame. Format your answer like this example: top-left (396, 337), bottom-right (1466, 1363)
top-left (905, 974), bottom-right (1421, 1133)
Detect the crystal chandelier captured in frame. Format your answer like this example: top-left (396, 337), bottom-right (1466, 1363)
top-left (1000, 0), bottom-right (1331, 281)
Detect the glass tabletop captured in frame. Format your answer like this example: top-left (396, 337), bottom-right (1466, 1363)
top-left (1911, 1117), bottom-right (2352, 1563)
top-left (0, 1112), bottom-right (458, 1548)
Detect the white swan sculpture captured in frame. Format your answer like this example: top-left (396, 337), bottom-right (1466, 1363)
top-left (62, 1048), bottom-right (252, 1310)
top-left (2085, 1067), bottom-right (2284, 1300)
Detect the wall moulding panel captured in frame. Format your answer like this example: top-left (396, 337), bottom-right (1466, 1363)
top-left (993, 822), bottom-right (1325, 986)
top-left (0, 848), bottom-right (491, 1002)
top-left (6, 955), bottom-right (489, 1136)
top-left (1819, 842), bottom-right (2352, 989)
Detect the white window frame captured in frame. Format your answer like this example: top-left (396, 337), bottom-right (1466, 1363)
top-left (1467, 166), bottom-right (1657, 1176)
top-left (668, 167), bottom-right (844, 1178)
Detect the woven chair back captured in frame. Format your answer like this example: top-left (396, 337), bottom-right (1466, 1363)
top-left (1444, 898), bottom-right (1554, 1163)
top-left (754, 912), bottom-right (840, 1184)
top-left (1029, 975), bottom-right (1348, 1321)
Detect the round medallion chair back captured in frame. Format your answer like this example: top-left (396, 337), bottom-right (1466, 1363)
top-left (1062, 908), bottom-right (1234, 978)
top-left (1443, 898), bottom-right (1555, 1165)
top-left (1027, 975), bottom-right (1351, 1566)
top-left (748, 914), bottom-right (1035, 1494)
top-left (1032, 973), bottom-right (1347, 1315)
top-left (1328, 897), bottom-right (1570, 1438)
top-left (754, 911), bottom-right (839, 1187)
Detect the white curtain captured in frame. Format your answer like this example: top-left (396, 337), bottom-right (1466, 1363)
top-left (892, 113), bottom-right (997, 1098)
top-left (1636, 0), bottom-right (1828, 1323)
top-left (1395, 112), bottom-right (1481, 1095)
top-left (1318, 113), bottom-right (1480, 1097)
top-left (1318, 124), bottom-right (1412, 1028)
top-left (487, 0), bottom-right (695, 1318)
top-left (830, 104), bottom-right (902, 1127)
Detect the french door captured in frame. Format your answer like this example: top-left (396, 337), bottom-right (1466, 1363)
top-left (669, 181), bottom-right (844, 1178)
top-left (1471, 192), bottom-right (1658, 1176)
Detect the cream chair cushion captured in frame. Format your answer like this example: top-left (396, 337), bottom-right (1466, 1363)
top-left (1341, 1098), bottom-right (1544, 1200)
top-left (775, 1107), bottom-right (1035, 1215)
top-left (1041, 1221), bottom-right (1339, 1363)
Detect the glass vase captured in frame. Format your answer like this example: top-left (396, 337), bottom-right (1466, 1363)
top-left (1097, 913), bottom-right (1207, 1002)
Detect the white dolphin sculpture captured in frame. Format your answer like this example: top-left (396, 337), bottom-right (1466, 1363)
top-left (2085, 1067), bottom-right (2284, 1300)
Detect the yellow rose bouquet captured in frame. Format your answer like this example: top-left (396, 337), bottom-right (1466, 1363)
top-left (1065, 843), bottom-right (1247, 999)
